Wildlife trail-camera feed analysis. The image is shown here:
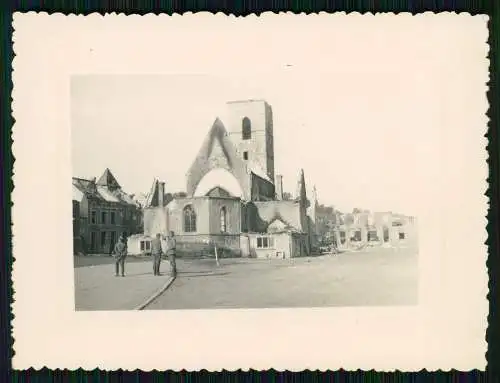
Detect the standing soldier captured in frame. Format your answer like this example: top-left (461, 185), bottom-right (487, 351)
top-left (113, 233), bottom-right (128, 277)
top-left (166, 231), bottom-right (177, 277)
top-left (151, 233), bottom-right (163, 276)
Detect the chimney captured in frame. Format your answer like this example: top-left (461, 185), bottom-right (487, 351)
top-left (158, 181), bottom-right (165, 207)
top-left (275, 174), bottom-right (283, 200)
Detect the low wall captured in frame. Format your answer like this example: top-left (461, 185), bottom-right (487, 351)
top-left (174, 234), bottom-right (242, 258)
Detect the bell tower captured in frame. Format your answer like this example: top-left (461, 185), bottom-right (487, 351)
top-left (226, 99), bottom-right (275, 182)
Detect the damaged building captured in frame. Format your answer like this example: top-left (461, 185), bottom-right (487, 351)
top-left (334, 211), bottom-right (418, 251)
top-left (138, 99), bottom-right (318, 259)
top-left (72, 169), bottom-right (142, 254)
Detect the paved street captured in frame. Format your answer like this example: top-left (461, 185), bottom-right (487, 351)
top-left (74, 257), bottom-right (173, 310)
top-left (146, 247), bottom-right (418, 310)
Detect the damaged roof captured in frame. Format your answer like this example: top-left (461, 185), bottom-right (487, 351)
top-left (72, 170), bottom-right (137, 206)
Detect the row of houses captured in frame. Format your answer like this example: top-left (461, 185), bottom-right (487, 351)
top-left (72, 169), bottom-right (142, 255)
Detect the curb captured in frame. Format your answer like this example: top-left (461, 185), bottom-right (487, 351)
top-left (135, 275), bottom-right (176, 310)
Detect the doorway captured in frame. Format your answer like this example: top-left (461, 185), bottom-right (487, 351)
top-left (110, 231), bottom-right (117, 254)
top-left (383, 227), bottom-right (390, 242)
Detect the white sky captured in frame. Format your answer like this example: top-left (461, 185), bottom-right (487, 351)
top-left (71, 71), bottom-right (424, 215)
top-left (70, 14), bottom-right (482, 217)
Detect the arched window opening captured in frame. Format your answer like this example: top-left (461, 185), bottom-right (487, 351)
top-left (220, 207), bottom-right (227, 233)
top-left (183, 205), bottom-right (197, 233)
top-left (242, 117), bottom-right (252, 140)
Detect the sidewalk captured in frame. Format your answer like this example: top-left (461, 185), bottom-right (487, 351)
top-left (74, 259), bottom-right (173, 311)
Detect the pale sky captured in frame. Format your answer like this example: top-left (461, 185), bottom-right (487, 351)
top-left (71, 71), bottom-right (426, 215)
top-left (67, 13), bottom-right (488, 218)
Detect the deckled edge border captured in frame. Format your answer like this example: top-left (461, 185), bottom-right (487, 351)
top-left (5, 7), bottom-right (496, 380)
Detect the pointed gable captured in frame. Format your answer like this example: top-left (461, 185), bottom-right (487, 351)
top-left (97, 168), bottom-right (121, 190)
top-left (186, 118), bottom-right (251, 200)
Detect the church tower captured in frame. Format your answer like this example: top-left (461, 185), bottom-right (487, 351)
top-left (226, 99), bottom-right (275, 182)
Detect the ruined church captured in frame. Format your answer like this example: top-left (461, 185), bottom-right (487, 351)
top-left (141, 99), bottom-right (318, 258)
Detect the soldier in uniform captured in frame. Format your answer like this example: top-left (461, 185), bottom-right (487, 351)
top-left (151, 233), bottom-right (163, 276)
top-left (166, 231), bottom-right (177, 277)
top-left (113, 233), bottom-right (128, 277)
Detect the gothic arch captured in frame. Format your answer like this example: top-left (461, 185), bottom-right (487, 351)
top-left (183, 205), bottom-right (197, 233)
top-left (220, 207), bottom-right (227, 233)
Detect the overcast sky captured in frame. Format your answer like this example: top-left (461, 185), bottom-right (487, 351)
top-left (71, 70), bottom-right (430, 216)
top-left (71, 7), bottom-right (487, 219)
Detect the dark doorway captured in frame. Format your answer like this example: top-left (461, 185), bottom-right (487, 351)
top-left (352, 230), bottom-right (362, 242)
top-left (110, 231), bottom-right (117, 254)
top-left (90, 232), bottom-right (97, 252)
top-left (383, 227), bottom-right (390, 242)
top-left (368, 230), bottom-right (378, 241)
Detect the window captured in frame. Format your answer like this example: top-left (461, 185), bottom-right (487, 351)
top-left (100, 231), bottom-right (106, 247)
top-left (140, 240), bottom-right (151, 251)
top-left (242, 117), bottom-right (251, 140)
top-left (110, 211), bottom-right (116, 224)
top-left (101, 211), bottom-right (107, 225)
top-left (91, 210), bottom-right (97, 224)
top-left (256, 236), bottom-right (274, 249)
top-left (183, 205), bottom-right (197, 232)
top-left (220, 207), bottom-right (227, 233)
top-left (351, 231), bottom-right (362, 242)
top-left (399, 232), bottom-right (406, 240)
top-left (243, 151), bottom-right (248, 160)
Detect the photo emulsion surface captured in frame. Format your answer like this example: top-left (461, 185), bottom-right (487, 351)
top-left (71, 74), bottom-right (419, 311)
top-left (12, 13), bottom-right (488, 371)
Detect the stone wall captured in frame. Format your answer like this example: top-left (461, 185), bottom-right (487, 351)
top-left (207, 198), bottom-right (241, 234)
top-left (174, 233), bottom-right (241, 258)
top-left (143, 206), bottom-right (168, 237)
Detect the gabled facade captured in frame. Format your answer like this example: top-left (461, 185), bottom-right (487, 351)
top-left (72, 168), bottom-right (142, 254)
top-left (142, 99), bottom-right (316, 258)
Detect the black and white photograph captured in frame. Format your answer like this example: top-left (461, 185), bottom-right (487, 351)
top-left (72, 75), bottom-right (419, 311)
top-left (12, 13), bottom-right (488, 371)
